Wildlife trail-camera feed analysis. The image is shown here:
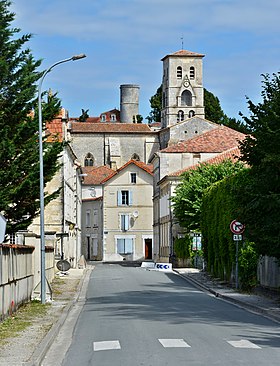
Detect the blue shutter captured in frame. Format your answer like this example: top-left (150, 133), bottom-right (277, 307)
top-left (124, 214), bottom-right (129, 231)
top-left (117, 191), bottom-right (121, 206)
top-left (117, 239), bottom-right (125, 254)
top-left (128, 190), bottom-right (133, 206)
top-left (125, 238), bottom-right (133, 254)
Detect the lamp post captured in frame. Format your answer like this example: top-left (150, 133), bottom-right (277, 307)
top-left (38, 54), bottom-right (86, 304)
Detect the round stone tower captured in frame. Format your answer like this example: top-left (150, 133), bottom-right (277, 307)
top-left (120, 84), bottom-right (139, 123)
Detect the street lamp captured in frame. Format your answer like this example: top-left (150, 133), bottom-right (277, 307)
top-left (38, 54), bottom-right (86, 304)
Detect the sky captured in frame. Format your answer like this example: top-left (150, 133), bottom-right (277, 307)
top-left (11, 0), bottom-right (280, 121)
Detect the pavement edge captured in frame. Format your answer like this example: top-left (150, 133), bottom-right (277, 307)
top-left (23, 266), bottom-right (93, 366)
top-left (174, 269), bottom-right (280, 324)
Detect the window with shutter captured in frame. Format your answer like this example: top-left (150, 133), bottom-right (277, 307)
top-left (120, 214), bottom-right (129, 231)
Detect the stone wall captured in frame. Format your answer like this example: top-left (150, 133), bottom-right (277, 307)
top-left (0, 244), bottom-right (34, 320)
top-left (258, 256), bottom-right (280, 289)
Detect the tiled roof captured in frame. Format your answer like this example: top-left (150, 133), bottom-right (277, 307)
top-left (161, 49), bottom-right (205, 61)
top-left (102, 159), bottom-right (154, 184)
top-left (70, 122), bottom-right (153, 134)
top-left (82, 166), bottom-right (115, 185)
top-left (169, 147), bottom-right (242, 177)
top-left (70, 117), bottom-right (100, 123)
top-left (70, 109), bottom-right (121, 123)
top-left (46, 118), bottom-right (63, 142)
top-left (161, 126), bottom-right (246, 153)
top-left (118, 159), bottom-right (154, 175)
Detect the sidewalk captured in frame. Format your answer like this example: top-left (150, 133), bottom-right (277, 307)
top-left (174, 268), bottom-right (280, 323)
top-left (0, 266), bottom-right (91, 366)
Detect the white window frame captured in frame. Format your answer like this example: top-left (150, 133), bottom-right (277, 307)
top-left (120, 213), bottom-right (130, 231)
top-left (115, 235), bottom-right (135, 255)
top-left (117, 190), bottom-right (133, 206)
top-left (130, 172), bottom-right (137, 184)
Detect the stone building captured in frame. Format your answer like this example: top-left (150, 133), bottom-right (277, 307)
top-left (34, 48), bottom-right (246, 265)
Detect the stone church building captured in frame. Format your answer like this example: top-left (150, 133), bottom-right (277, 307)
top-left (44, 49), bottom-right (244, 264)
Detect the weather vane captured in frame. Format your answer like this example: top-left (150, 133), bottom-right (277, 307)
top-left (181, 35), bottom-right (184, 50)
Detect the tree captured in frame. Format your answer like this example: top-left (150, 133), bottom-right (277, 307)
top-left (204, 88), bottom-right (224, 124)
top-left (0, 1), bottom-right (63, 235)
top-left (204, 88), bottom-right (249, 133)
top-left (172, 160), bottom-right (245, 232)
top-left (239, 73), bottom-right (280, 258)
top-left (146, 85), bottom-right (248, 133)
top-left (78, 108), bottom-right (89, 122)
top-left (146, 85), bottom-right (162, 124)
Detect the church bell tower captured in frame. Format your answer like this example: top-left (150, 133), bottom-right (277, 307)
top-left (161, 50), bottom-right (205, 128)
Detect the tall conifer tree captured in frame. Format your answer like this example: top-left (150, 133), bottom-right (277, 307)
top-left (0, 1), bottom-right (63, 235)
top-left (239, 73), bottom-right (280, 258)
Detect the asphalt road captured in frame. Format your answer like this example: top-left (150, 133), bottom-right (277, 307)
top-left (47, 263), bottom-right (280, 366)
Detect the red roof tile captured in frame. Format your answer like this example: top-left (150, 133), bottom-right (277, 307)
top-left (102, 159), bottom-right (153, 184)
top-left (70, 109), bottom-right (120, 123)
top-left (161, 49), bottom-right (205, 61)
top-left (46, 118), bottom-right (63, 142)
top-left (82, 166), bottom-right (115, 185)
top-left (117, 159), bottom-right (153, 175)
top-left (70, 122), bottom-right (153, 134)
top-left (161, 126), bottom-right (246, 154)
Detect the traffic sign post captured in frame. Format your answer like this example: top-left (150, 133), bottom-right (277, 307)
top-left (230, 220), bottom-right (245, 289)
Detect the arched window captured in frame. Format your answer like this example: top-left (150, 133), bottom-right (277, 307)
top-left (84, 153), bottom-right (94, 166)
top-left (177, 66), bottom-right (182, 79)
top-left (181, 90), bottom-right (192, 106)
top-left (189, 110), bottom-right (195, 118)
top-left (190, 66), bottom-right (195, 79)
top-left (177, 110), bottom-right (184, 123)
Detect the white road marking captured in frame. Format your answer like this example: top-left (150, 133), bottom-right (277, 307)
top-left (158, 339), bottom-right (191, 348)
top-left (227, 339), bottom-right (261, 349)
top-left (93, 340), bottom-right (121, 351)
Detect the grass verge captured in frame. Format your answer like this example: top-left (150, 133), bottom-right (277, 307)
top-left (0, 300), bottom-right (50, 345)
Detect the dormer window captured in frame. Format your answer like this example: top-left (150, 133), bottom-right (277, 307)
top-left (110, 114), bottom-right (116, 122)
top-left (190, 66), bottom-right (195, 79)
top-left (177, 66), bottom-right (182, 79)
top-left (101, 114), bottom-right (106, 122)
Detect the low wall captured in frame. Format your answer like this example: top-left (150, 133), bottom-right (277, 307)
top-left (258, 256), bottom-right (280, 289)
top-left (1, 232), bottom-right (56, 320)
top-left (0, 244), bottom-right (34, 320)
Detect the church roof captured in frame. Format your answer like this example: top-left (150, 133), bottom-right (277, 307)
top-left (161, 126), bottom-right (246, 154)
top-left (70, 122), bottom-right (153, 134)
top-left (161, 49), bottom-right (205, 61)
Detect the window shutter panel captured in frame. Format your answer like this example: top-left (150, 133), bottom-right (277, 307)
top-left (117, 191), bottom-right (121, 206)
top-left (129, 190), bottom-right (133, 205)
top-left (125, 214), bottom-right (129, 230)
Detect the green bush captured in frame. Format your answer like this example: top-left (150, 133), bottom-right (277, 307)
top-left (174, 236), bottom-right (192, 259)
top-left (239, 241), bottom-right (258, 290)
